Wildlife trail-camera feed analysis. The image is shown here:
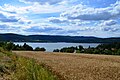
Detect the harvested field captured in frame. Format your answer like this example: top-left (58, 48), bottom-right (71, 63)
top-left (14, 51), bottom-right (120, 80)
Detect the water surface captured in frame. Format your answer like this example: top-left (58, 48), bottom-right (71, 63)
top-left (14, 42), bottom-right (100, 52)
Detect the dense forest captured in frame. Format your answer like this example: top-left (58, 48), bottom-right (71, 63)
top-left (0, 33), bottom-right (120, 43)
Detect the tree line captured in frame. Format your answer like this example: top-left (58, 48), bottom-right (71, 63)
top-left (0, 42), bottom-right (120, 55)
top-left (0, 42), bottom-right (46, 51)
top-left (53, 42), bottom-right (120, 55)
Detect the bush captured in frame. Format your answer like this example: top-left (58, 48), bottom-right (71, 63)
top-left (34, 47), bottom-right (46, 51)
top-left (12, 57), bottom-right (57, 80)
top-left (5, 42), bottom-right (15, 51)
top-left (93, 49), bottom-right (100, 54)
top-left (23, 43), bottom-right (33, 51)
top-left (116, 49), bottom-right (120, 55)
top-left (53, 49), bottom-right (60, 52)
top-left (60, 47), bottom-right (76, 53)
top-left (78, 45), bottom-right (84, 51)
top-left (103, 50), bottom-right (112, 55)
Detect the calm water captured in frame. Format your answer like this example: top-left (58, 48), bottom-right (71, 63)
top-left (14, 42), bottom-right (100, 52)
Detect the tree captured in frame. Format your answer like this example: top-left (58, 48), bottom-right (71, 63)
top-left (34, 47), bottom-right (40, 51)
top-left (34, 47), bottom-right (46, 51)
top-left (116, 49), bottom-right (120, 55)
top-left (93, 49), bottom-right (100, 54)
top-left (23, 43), bottom-right (33, 51)
top-left (53, 49), bottom-right (59, 52)
top-left (78, 45), bottom-right (84, 51)
top-left (60, 47), bottom-right (76, 53)
top-left (103, 50), bottom-right (112, 55)
top-left (5, 42), bottom-right (15, 51)
top-left (40, 47), bottom-right (46, 51)
top-left (13, 44), bottom-right (21, 50)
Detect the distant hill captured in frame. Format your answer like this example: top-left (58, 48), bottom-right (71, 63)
top-left (0, 33), bottom-right (120, 43)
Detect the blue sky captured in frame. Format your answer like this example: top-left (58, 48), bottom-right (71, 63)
top-left (0, 0), bottom-right (120, 37)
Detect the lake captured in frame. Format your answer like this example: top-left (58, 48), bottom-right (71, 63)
top-left (14, 42), bottom-right (100, 52)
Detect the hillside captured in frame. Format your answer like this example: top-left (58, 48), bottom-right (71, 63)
top-left (0, 33), bottom-right (120, 43)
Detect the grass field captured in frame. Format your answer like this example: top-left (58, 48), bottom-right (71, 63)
top-left (14, 51), bottom-right (120, 80)
top-left (0, 51), bottom-right (58, 80)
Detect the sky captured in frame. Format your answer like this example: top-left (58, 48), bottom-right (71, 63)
top-left (0, 0), bottom-right (120, 37)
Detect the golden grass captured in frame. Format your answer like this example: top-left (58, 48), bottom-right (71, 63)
top-left (14, 51), bottom-right (120, 80)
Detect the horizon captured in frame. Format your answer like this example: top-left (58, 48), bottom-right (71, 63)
top-left (0, 0), bottom-right (120, 37)
top-left (1, 33), bottom-right (120, 38)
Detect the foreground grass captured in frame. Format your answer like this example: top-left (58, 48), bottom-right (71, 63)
top-left (0, 49), bottom-right (58, 80)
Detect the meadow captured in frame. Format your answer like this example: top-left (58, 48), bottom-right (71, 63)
top-left (0, 49), bottom-right (58, 80)
top-left (14, 51), bottom-right (120, 80)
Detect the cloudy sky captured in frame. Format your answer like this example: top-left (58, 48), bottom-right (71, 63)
top-left (0, 0), bottom-right (120, 37)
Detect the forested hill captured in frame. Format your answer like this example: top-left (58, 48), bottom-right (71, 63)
top-left (0, 33), bottom-right (120, 43)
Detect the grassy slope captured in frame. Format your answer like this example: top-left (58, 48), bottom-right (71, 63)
top-left (14, 51), bottom-right (120, 80)
top-left (0, 50), bottom-right (58, 80)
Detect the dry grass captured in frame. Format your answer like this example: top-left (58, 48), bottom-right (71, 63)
top-left (14, 51), bottom-right (120, 80)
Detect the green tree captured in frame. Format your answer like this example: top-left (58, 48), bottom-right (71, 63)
top-left (23, 43), bottom-right (33, 51)
top-left (53, 49), bottom-right (59, 52)
top-left (116, 49), bottom-right (120, 55)
top-left (78, 45), bottom-right (84, 51)
top-left (93, 49), bottom-right (100, 54)
top-left (5, 42), bottom-right (15, 51)
top-left (103, 50), bottom-right (112, 55)
top-left (34, 47), bottom-right (46, 51)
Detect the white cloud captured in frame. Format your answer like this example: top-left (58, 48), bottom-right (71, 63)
top-left (0, 3), bottom-right (68, 14)
top-left (0, 0), bottom-right (120, 37)
top-left (30, 3), bottom-right (68, 13)
top-left (49, 16), bottom-right (92, 26)
top-left (0, 4), bottom-right (30, 14)
top-left (48, 1), bottom-right (120, 35)
top-left (100, 20), bottom-right (117, 26)
top-left (101, 26), bottom-right (120, 32)
top-left (49, 17), bottom-right (68, 23)
top-left (60, 1), bottom-right (120, 21)
top-left (19, 0), bottom-right (67, 5)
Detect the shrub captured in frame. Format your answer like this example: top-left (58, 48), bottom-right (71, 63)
top-left (116, 49), bottom-right (120, 55)
top-left (53, 49), bottom-right (60, 52)
top-left (12, 57), bottom-right (57, 80)
top-left (78, 45), bottom-right (84, 51)
top-left (103, 50), bottom-right (112, 55)
top-left (23, 43), bottom-right (33, 51)
top-left (60, 47), bottom-right (76, 53)
top-left (5, 42), bottom-right (15, 51)
top-left (93, 49), bottom-right (100, 54)
top-left (34, 47), bottom-right (46, 51)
